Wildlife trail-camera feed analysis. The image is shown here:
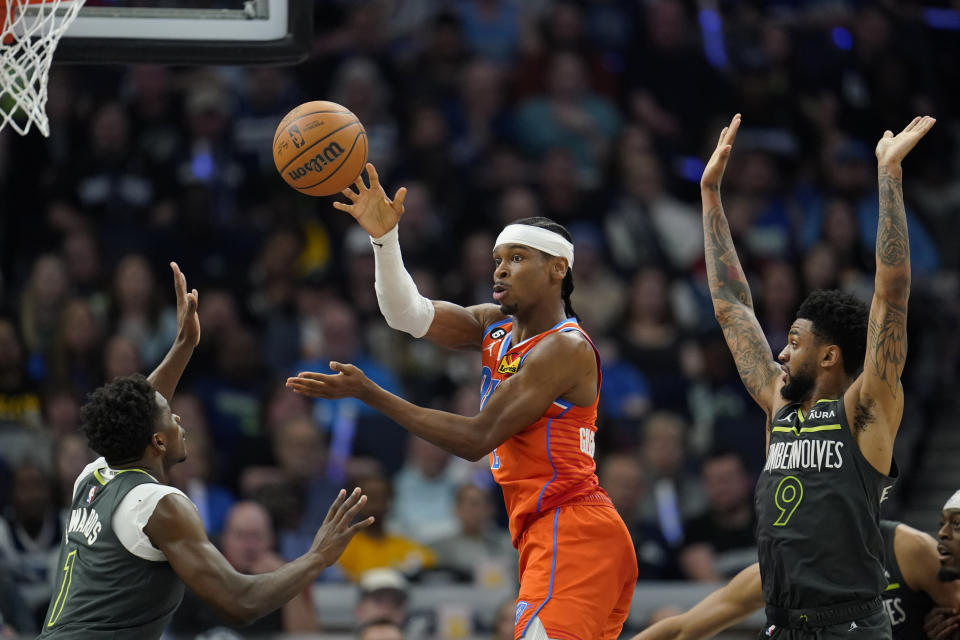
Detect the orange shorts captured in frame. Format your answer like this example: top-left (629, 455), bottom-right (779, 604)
top-left (513, 504), bottom-right (638, 640)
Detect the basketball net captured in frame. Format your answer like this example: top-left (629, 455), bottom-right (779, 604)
top-left (1, 0), bottom-right (85, 137)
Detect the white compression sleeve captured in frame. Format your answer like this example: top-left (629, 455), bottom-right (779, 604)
top-left (371, 225), bottom-right (436, 338)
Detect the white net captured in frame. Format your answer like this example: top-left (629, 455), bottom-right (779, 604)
top-left (1, 0), bottom-right (85, 137)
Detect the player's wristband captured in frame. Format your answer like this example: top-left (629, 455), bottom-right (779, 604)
top-left (371, 226), bottom-right (435, 338)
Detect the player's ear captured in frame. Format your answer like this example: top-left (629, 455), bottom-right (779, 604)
top-left (821, 344), bottom-right (840, 369)
top-left (152, 432), bottom-right (166, 453)
top-left (552, 258), bottom-right (568, 280)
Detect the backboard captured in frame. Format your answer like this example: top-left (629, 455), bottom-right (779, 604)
top-left (51, 0), bottom-right (313, 65)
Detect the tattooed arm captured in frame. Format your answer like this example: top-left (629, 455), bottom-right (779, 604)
top-left (701, 115), bottom-right (781, 417)
top-left (845, 116), bottom-right (935, 473)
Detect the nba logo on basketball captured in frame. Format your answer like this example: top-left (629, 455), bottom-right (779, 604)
top-left (86, 486), bottom-right (98, 504)
top-left (289, 125), bottom-right (305, 148)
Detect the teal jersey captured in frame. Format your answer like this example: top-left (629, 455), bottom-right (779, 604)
top-left (881, 520), bottom-right (934, 640)
top-left (755, 398), bottom-right (898, 609)
top-left (37, 465), bottom-right (184, 639)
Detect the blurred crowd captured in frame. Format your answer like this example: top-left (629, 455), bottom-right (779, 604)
top-left (1, 0), bottom-right (960, 637)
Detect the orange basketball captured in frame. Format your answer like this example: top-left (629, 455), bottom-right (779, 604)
top-left (273, 101), bottom-right (368, 197)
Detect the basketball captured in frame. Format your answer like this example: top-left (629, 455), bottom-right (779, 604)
top-left (272, 101), bottom-right (368, 197)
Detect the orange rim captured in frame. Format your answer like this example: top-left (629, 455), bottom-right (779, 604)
top-left (2, 0), bottom-right (69, 44)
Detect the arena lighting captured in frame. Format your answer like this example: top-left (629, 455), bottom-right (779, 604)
top-left (923, 7), bottom-right (960, 30)
top-left (698, 8), bottom-right (728, 69)
top-left (831, 26), bottom-right (853, 50)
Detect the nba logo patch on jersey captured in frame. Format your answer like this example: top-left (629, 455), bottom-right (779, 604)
top-left (515, 601), bottom-right (528, 624)
top-left (86, 485), bottom-right (99, 504)
top-left (764, 624), bottom-right (777, 637)
top-left (498, 353), bottom-right (521, 374)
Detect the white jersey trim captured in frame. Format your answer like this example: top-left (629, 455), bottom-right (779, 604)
top-left (73, 457), bottom-right (191, 562)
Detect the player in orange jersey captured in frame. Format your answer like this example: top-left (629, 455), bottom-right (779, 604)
top-left (287, 164), bottom-right (638, 640)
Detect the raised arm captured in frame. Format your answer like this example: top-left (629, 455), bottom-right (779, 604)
top-left (846, 116), bottom-right (935, 470)
top-left (334, 163), bottom-right (504, 350)
top-left (147, 262), bottom-right (199, 401)
top-left (146, 488), bottom-right (372, 626)
top-left (632, 563), bottom-right (763, 640)
top-left (701, 115), bottom-right (780, 415)
top-left (287, 331), bottom-right (596, 461)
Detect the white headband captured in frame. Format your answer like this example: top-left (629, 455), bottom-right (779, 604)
top-left (495, 224), bottom-right (574, 270)
top-left (945, 490), bottom-right (960, 511)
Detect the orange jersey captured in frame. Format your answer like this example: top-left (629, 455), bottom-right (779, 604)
top-left (480, 318), bottom-right (611, 545)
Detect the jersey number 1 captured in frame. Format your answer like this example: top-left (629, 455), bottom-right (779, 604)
top-left (48, 549), bottom-right (78, 627)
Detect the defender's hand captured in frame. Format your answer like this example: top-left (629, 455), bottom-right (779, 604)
top-left (333, 163), bottom-right (407, 238)
top-left (924, 607), bottom-right (960, 640)
top-left (286, 362), bottom-right (372, 400)
top-left (170, 262), bottom-right (199, 348)
top-left (310, 488), bottom-right (374, 566)
top-left (875, 116), bottom-right (936, 167)
top-left (700, 114), bottom-right (741, 191)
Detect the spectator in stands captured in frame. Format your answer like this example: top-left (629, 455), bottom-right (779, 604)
top-left (638, 411), bottom-right (705, 548)
top-left (336, 469), bottom-right (435, 581)
top-left (53, 433), bottom-right (92, 514)
top-left (604, 143), bottom-right (703, 274)
top-left (513, 51), bottom-right (620, 187)
top-left (355, 568), bottom-right (409, 628)
top-left (18, 254), bottom-right (69, 367)
top-left (101, 334), bottom-right (143, 381)
top-left (108, 254), bottom-right (177, 368)
top-left (359, 617), bottom-right (405, 640)
top-left (432, 484), bottom-right (516, 586)
top-left (40, 387), bottom-right (82, 439)
top-left (0, 317), bottom-right (42, 430)
top-left (167, 405), bottom-right (235, 537)
top-left (600, 452), bottom-right (678, 580)
top-left (391, 435), bottom-right (460, 544)
top-left (297, 300), bottom-right (404, 479)
top-left (619, 268), bottom-right (693, 412)
top-left (170, 501), bottom-right (318, 635)
top-left (46, 298), bottom-right (103, 396)
top-left (0, 460), bottom-right (61, 629)
top-left (269, 416), bottom-right (340, 559)
top-left (678, 450), bottom-right (757, 582)
top-left (0, 564), bottom-right (34, 636)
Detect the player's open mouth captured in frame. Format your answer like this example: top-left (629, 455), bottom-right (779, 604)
top-left (493, 284), bottom-right (508, 301)
top-left (939, 544), bottom-right (952, 561)
top-left (780, 365), bottom-right (789, 383)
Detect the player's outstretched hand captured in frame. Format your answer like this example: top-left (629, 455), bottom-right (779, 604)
top-left (875, 116), bottom-right (936, 167)
top-left (701, 114), bottom-right (741, 191)
top-left (170, 262), bottom-right (200, 348)
top-left (924, 607), bottom-right (960, 640)
top-left (310, 487), bottom-right (374, 566)
top-left (333, 162), bottom-right (407, 238)
top-left (286, 362), bottom-right (372, 401)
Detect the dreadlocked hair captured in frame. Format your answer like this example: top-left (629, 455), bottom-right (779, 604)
top-left (512, 216), bottom-right (577, 319)
top-left (796, 290), bottom-right (869, 377)
top-left (80, 374), bottom-right (160, 465)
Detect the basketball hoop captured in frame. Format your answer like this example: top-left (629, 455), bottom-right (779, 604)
top-left (1, 0), bottom-right (85, 137)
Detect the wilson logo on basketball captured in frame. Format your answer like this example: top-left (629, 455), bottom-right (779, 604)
top-left (287, 141), bottom-right (344, 181)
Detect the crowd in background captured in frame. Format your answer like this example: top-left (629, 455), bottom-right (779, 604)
top-left (1, 0), bottom-right (959, 636)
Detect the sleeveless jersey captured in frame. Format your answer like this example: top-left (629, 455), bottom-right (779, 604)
top-left (480, 318), bottom-right (611, 545)
top-left (881, 520), bottom-right (933, 640)
top-left (756, 398), bottom-right (898, 609)
top-left (39, 466), bottom-right (184, 639)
